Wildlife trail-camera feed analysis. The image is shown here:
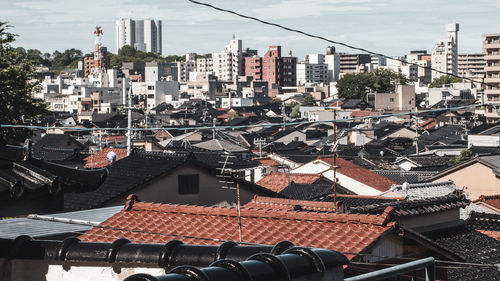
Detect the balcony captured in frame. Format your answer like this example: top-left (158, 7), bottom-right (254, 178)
top-left (484, 89), bottom-right (500, 95)
top-left (484, 42), bottom-right (500, 49)
top-left (485, 66), bottom-right (500, 72)
top-left (484, 77), bottom-right (500, 84)
top-left (484, 54), bottom-right (500, 61)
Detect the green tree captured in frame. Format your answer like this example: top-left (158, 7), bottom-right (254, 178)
top-left (291, 103), bottom-right (300, 118)
top-left (0, 22), bottom-right (48, 144)
top-left (336, 73), bottom-right (371, 100)
top-left (452, 149), bottom-right (473, 164)
top-left (336, 69), bottom-right (409, 100)
top-left (429, 75), bottom-right (463, 88)
top-left (301, 96), bottom-right (317, 106)
top-left (368, 68), bottom-right (408, 93)
top-left (269, 98), bottom-right (282, 103)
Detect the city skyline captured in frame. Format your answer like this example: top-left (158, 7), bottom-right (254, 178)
top-left (1, 0), bottom-right (500, 58)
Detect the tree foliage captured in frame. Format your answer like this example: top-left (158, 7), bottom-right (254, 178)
top-left (291, 103), bottom-right (300, 118)
top-left (429, 75), bottom-right (463, 88)
top-left (301, 96), bottom-right (317, 106)
top-left (0, 22), bottom-right (48, 144)
top-left (336, 69), bottom-right (409, 100)
top-left (451, 149), bottom-right (473, 164)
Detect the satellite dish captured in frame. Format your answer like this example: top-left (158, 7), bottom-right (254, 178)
top-left (106, 151), bottom-right (117, 164)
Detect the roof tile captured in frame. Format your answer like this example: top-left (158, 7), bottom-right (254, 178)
top-left (256, 172), bottom-right (321, 193)
top-left (80, 199), bottom-right (393, 260)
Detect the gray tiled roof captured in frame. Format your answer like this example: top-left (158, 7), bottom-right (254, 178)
top-left (0, 206), bottom-right (121, 239)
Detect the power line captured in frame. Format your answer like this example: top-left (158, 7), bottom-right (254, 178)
top-left (186, 0), bottom-right (494, 88)
top-left (0, 103), bottom-right (492, 132)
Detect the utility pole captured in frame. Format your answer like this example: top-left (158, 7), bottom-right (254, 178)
top-left (236, 182), bottom-right (242, 242)
top-left (212, 118), bottom-right (216, 139)
top-left (332, 109), bottom-right (338, 210)
top-left (413, 115), bottom-right (419, 155)
top-left (126, 82), bottom-right (132, 156)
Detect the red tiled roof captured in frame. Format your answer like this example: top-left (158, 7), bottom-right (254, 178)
top-left (474, 194), bottom-right (500, 210)
top-left (418, 118), bottom-right (437, 130)
top-left (84, 148), bottom-right (127, 168)
top-left (102, 135), bottom-right (127, 142)
top-left (256, 172), bottom-right (321, 193)
top-left (318, 157), bottom-right (398, 192)
top-left (351, 110), bottom-right (372, 118)
top-left (478, 230), bottom-right (500, 242)
top-left (80, 197), bottom-right (393, 259)
top-left (244, 195), bottom-right (337, 212)
top-left (254, 157), bottom-right (281, 167)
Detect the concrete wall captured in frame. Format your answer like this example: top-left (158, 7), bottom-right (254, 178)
top-left (468, 135), bottom-right (500, 147)
top-left (1, 259), bottom-right (166, 281)
top-left (432, 162), bottom-right (500, 200)
top-left (105, 165), bottom-right (257, 207)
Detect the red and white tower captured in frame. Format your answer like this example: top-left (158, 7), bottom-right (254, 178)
top-left (91, 26), bottom-right (105, 75)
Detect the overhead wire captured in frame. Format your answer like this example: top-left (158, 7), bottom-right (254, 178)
top-left (0, 102), bottom-right (493, 132)
top-left (186, 0), bottom-right (496, 88)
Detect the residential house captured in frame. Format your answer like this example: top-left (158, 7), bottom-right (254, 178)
top-left (429, 155), bottom-right (500, 200)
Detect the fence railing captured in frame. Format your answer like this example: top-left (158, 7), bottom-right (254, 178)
top-left (345, 257), bottom-right (435, 281)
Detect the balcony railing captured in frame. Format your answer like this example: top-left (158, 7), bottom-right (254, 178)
top-left (345, 257), bottom-right (435, 281)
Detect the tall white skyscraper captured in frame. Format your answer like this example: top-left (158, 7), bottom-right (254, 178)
top-left (431, 23), bottom-right (459, 80)
top-left (115, 19), bottom-right (162, 54)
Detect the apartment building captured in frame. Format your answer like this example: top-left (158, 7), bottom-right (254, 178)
top-left (296, 54), bottom-right (329, 85)
top-left (339, 54), bottom-right (371, 74)
top-left (245, 46), bottom-right (297, 87)
top-left (115, 19), bottom-right (162, 54)
top-left (458, 54), bottom-right (486, 87)
top-left (212, 38), bottom-right (243, 81)
top-left (431, 23), bottom-right (459, 80)
top-left (483, 34), bottom-right (500, 121)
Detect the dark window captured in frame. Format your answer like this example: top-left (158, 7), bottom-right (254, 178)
top-left (178, 174), bottom-right (199, 194)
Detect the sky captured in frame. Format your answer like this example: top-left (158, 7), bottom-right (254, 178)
top-left (1, 0), bottom-right (500, 59)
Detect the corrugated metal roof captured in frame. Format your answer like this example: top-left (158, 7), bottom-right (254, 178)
top-left (0, 206), bottom-right (122, 239)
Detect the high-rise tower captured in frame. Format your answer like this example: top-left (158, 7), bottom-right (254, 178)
top-left (431, 23), bottom-right (459, 80)
top-left (115, 19), bottom-right (162, 54)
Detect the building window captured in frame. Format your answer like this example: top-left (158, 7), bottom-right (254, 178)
top-left (178, 174), bottom-right (199, 194)
top-left (148, 85), bottom-right (155, 90)
top-left (390, 98), bottom-right (395, 102)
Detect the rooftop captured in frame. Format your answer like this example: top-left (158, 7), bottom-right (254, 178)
top-left (80, 195), bottom-right (394, 260)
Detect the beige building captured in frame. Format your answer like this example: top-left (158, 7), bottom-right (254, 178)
top-left (432, 23), bottom-right (459, 80)
top-left (367, 84), bottom-right (416, 111)
top-left (483, 34), bottom-right (500, 121)
top-left (430, 156), bottom-right (500, 200)
top-left (458, 54), bottom-right (485, 86)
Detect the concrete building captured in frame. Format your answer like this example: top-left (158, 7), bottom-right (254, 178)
top-left (181, 73), bottom-right (218, 100)
top-left (371, 55), bottom-right (387, 69)
top-left (339, 54), bottom-right (371, 74)
top-left (145, 62), bottom-right (178, 82)
top-left (406, 50), bottom-right (432, 84)
top-left (431, 23), bottom-right (459, 80)
top-left (296, 54), bottom-right (329, 85)
top-left (325, 53), bottom-right (340, 82)
top-left (482, 34), bottom-right (500, 121)
top-left (428, 82), bottom-right (478, 107)
top-left (367, 84), bottom-right (416, 111)
top-left (196, 57), bottom-right (213, 74)
top-left (212, 38), bottom-right (242, 81)
top-left (115, 19), bottom-right (162, 54)
top-left (176, 54), bottom-right (197, 82)
top-left (458, 54), bottom-right (485, 86)
top-left (132, 80), bottom-right (179, 109)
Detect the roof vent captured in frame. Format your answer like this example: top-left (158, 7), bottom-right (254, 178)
top-left (107, 151), bottom-right (117, 164)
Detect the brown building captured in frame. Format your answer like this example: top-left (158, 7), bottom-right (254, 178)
top-left (244, 46), bottom-right (297, 88)
top-left (244, 56), bottom-right (262, 80)
top-left (83, 47), bottom-right (110, 78)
